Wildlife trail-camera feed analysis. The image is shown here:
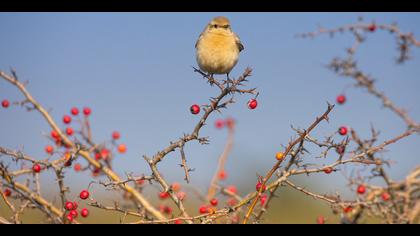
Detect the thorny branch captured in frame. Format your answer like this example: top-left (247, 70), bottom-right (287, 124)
top-left (1, 18), bottom-right (419, 224)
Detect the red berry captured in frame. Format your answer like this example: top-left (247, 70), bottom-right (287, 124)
top-left (32, 164), bottom-right (41, 173)
top-left (136, 179), bottom-right (145, 185)
top-left (256, 182), bottom-right (266, 192)
top-left (65, 201), bottom-right (74, 211)
top-left (190, 104), bottom-right (200, 115)
top-left (1, 99), bottom-right (10, 108)
top-left (357, 185), bottom-right (366, 195)
top-left (381, 192), bottom-right (391, 201)
top-left (4, 189), bottom-right (12, 197)
top-left (64, 160), bottom-right (72, 167)
top-left (163, 205), bottom-right (172, 214)
top-left (199, 205), bottom-right (208, 214)
top-left (45, 145), bottom-right (54, 154)
top-left (336, 145), bottom-right (346, 155)
top-left (260, 194), bottom-right (268, 206)
top-left (171, 182), bottom-right (181, 192)
top-left (72, 202), bottom-right (78, 210)
top-left (159, 191), bottom-right (170, 200)
top-left (79, 190), bottom-right (90, 200)
top-left (323, 167), bottom-right (333, 174)
top-left (51, 130), bottom-right (60, 139)
top-left (218, 170), bottom-right (227, 180)
top-left (227, 198), bottom-right (237, 206)
top-left (71, 107), bottom-right (79, 116)
top-left (214, 119), bottom-right (225, 129)
top-left (338, 126), bottom-right (348, 136)
top-left (336, 95), bottom-right (346, 105)
top-left (112, 131), bottom-right (120, 140)
top-left (80, 208), bottom-right (89, 218)
top-left (74, 163), bottom-right (82, 172)
top-left (69, 210), bottom-right (78, 218)
top-left (100, 149), bottom-right (110, 159)
top-left (83, 107), bottom-right (91, 116)
top-left (176, 191), bottom-right (187, 201)
top-left (343, 206), bottom-right (353, 213)
top-left (247, 99), bottom-right (258, 110)
top-left (316, 216), bottom-right (325, 224)
top-left (94, 152), bottom-right (101, 160)
top-left (226, 185), bottom-right (237, 194)
top-left (63, 115), bottom-right (72, 124)
top-left (117, 144), bottom-right (127, 154)
top-left (210, 198), bottom-right (218, 206)
top-left (174, 219), bottom-right (183, 224)
top-left (225, 117), bottom-right (235, 129)
top-left (368, 23), bottom-right (376, 32)
top-left (66, 214), bottom-right (74, 222)
top-left (92, 168), bottom-right (101, 177)
top-left (66, 127), bottom-right (74, 136)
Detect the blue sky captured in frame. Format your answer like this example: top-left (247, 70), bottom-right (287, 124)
top-left (0, 13), bottom-right (419, 196)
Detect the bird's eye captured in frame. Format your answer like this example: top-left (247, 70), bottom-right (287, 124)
top-left (213, 24), bottom-right (218, 28)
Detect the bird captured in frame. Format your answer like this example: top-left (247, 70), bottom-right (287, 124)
top-left (195, 16), bottom-right (244, 79)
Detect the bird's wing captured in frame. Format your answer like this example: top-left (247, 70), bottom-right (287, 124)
top-left (195, 31), bottom-right (204, 49)
top-left (235, 33), bottom-right (244, 52)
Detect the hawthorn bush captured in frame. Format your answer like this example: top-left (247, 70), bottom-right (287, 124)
top-left (0, 18), bottom-right (419, 224)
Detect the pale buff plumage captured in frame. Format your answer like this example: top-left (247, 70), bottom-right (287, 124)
top-left (195, 16), bottom-right (244, 75)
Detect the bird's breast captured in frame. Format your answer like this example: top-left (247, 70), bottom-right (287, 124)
top-left (196, 33), bottom-right (240, 74)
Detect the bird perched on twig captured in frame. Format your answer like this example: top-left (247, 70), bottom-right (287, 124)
top-left (195, 16), bottom-right (244, 79)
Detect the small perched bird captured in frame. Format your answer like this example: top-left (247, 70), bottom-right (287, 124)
top-left (195, 16), bottom-right (244, 78)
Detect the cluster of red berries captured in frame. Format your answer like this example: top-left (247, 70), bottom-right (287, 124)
top-left (157, 183), bottom-right (187, 214)
top-left (197, 197), bottom-right (221, 215)
top-left (95, 149), bottom-right (110, 161)
top-left (70, 107), bottom-right (91, 117)
top-left (111, 131), bottom-right (127, 154)
top-left (214, 117), bottom-right (235, 130)
top-left (194, 185), bottom-right (238, 213)
top-left (62, 107), bottom-right (91, 136)
top-left (190, 98), bottom-right (258, 115)
top-left (64, 200), bottom-right (89, 222)
top-left (159, 205), bottom-right (173, 215)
